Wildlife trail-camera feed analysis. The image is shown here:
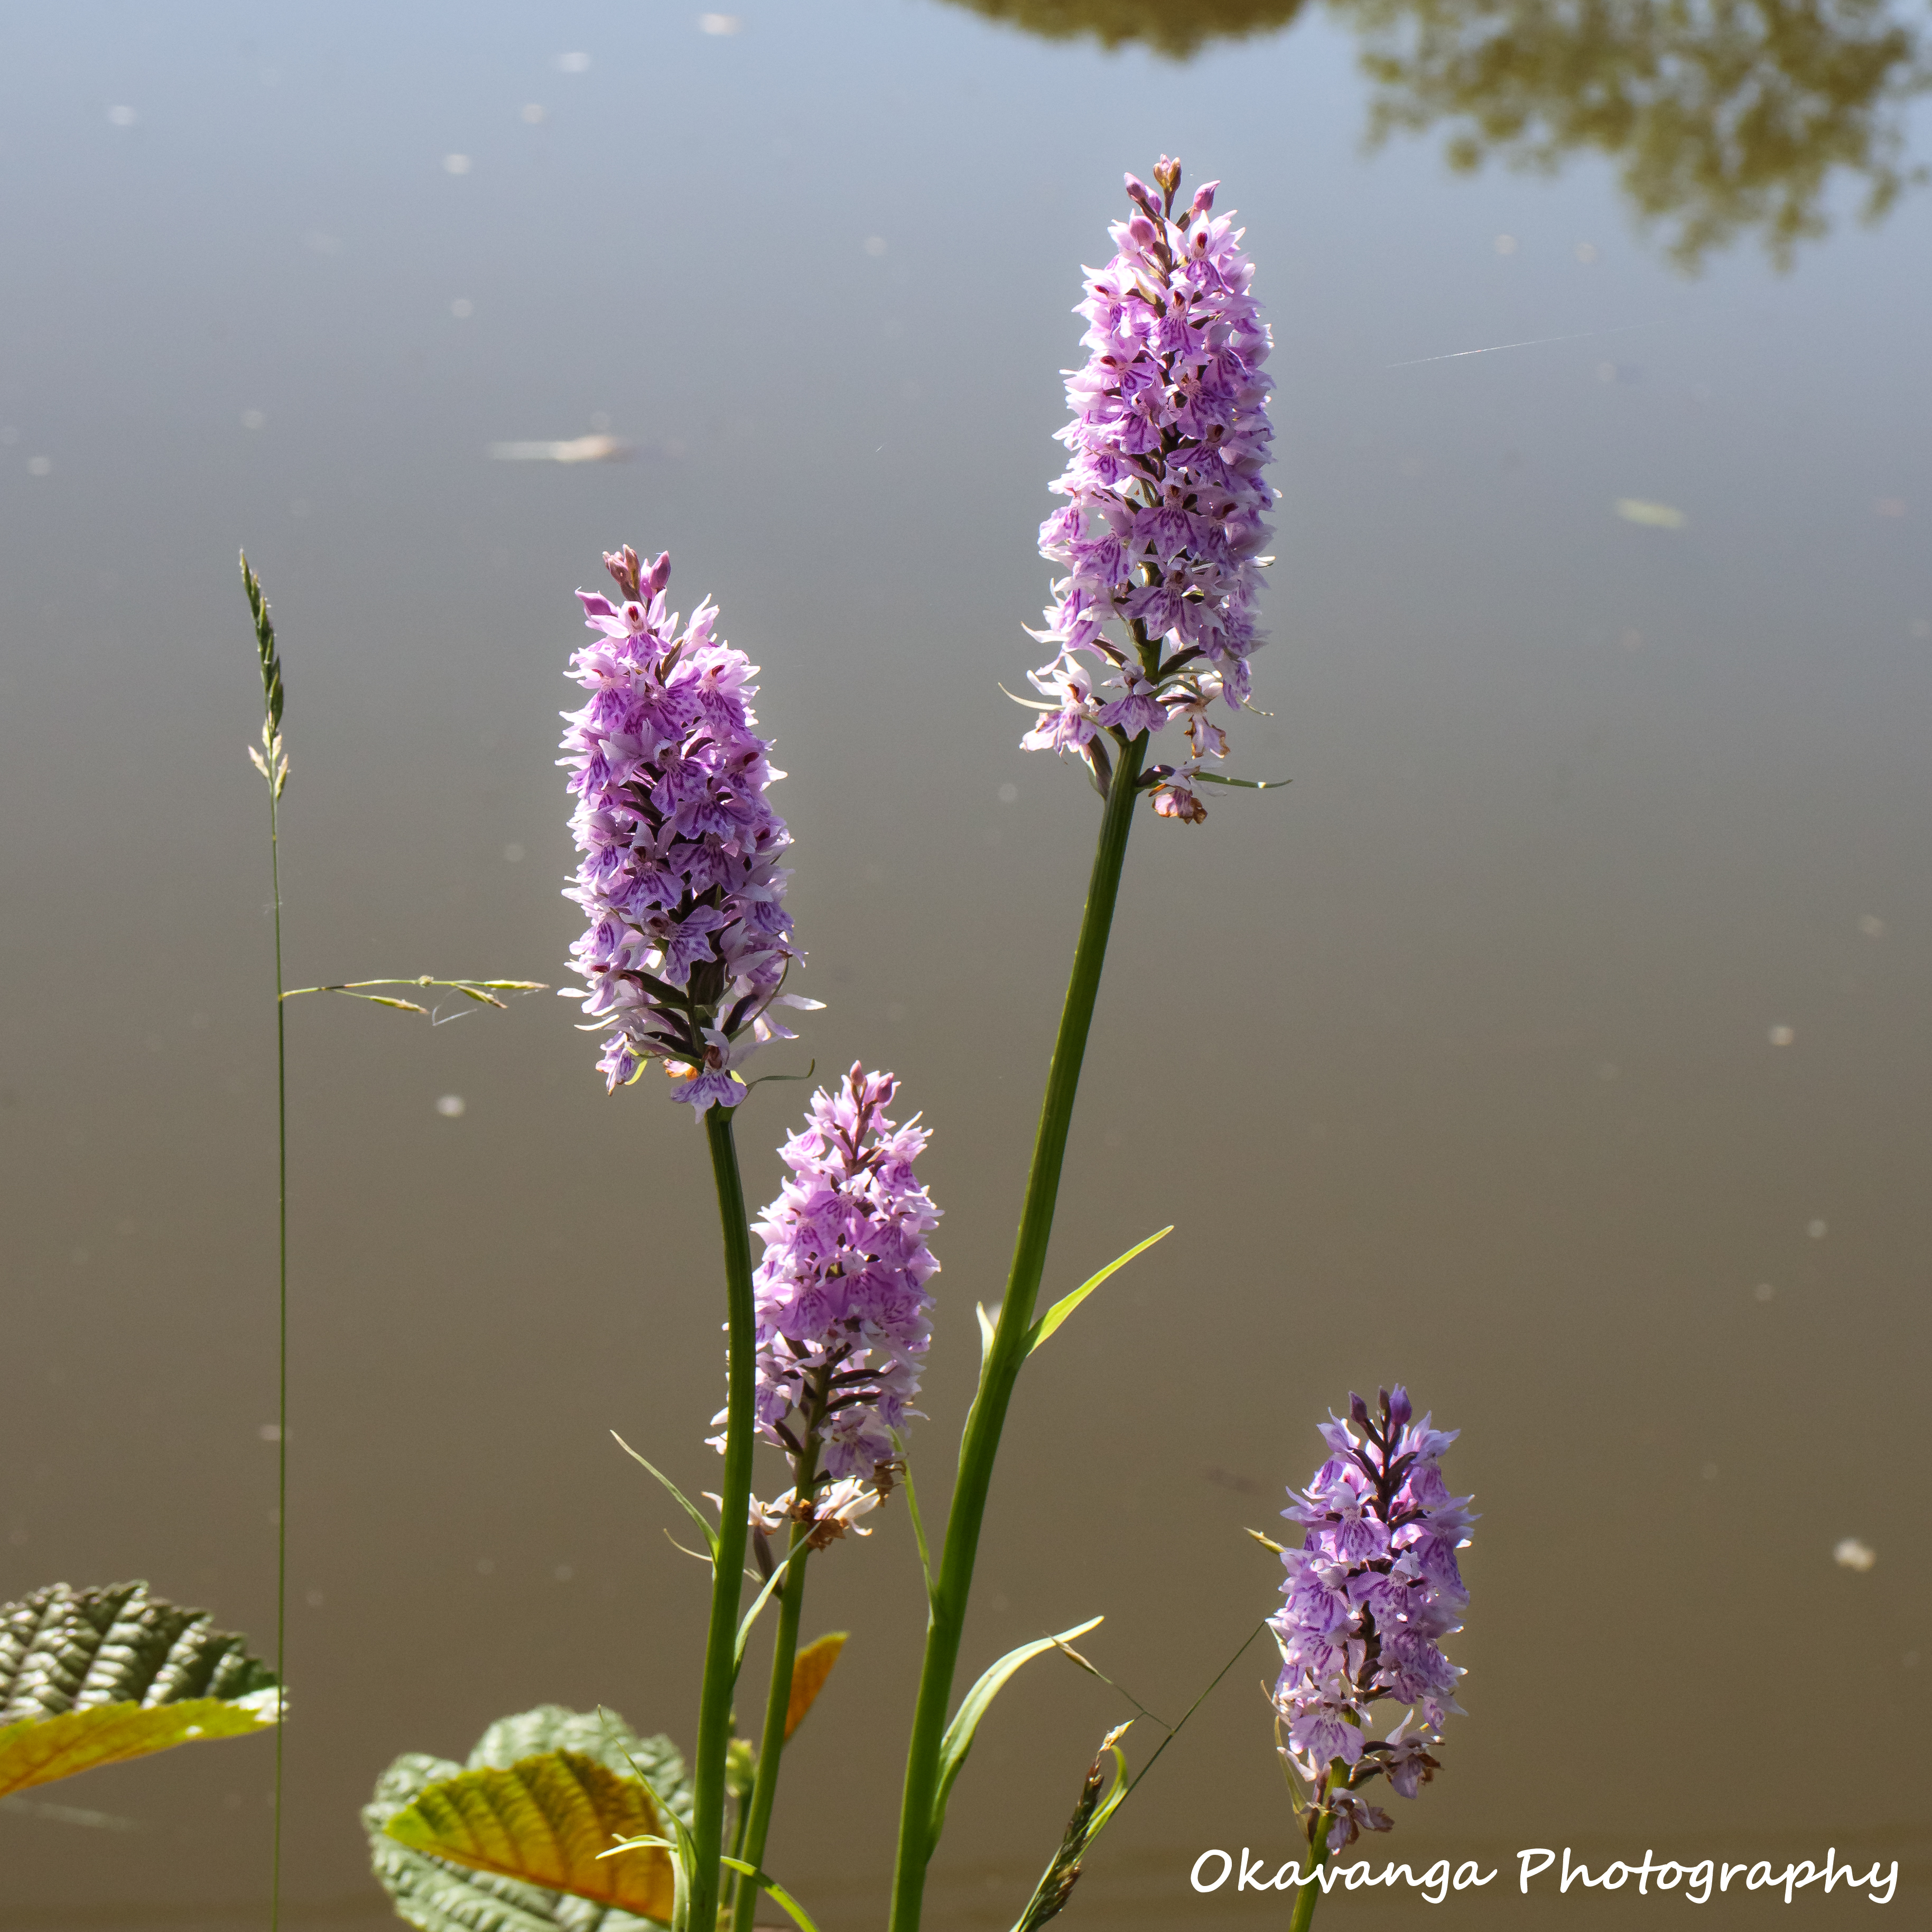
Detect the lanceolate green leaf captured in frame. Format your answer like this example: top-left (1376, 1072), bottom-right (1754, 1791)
top-left (364, 1706), bottom-right (692, 1932)
top-left (0, 1583), bottom-right (280, 1799)
top-left (928, 1618), bottom-right (1102, 1855)
top-left (1026, 1228), bottom-right (1172, 1355)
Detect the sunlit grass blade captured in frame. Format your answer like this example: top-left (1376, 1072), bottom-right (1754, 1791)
top-left (611, 1432), bottom-right (720, 1559)
top-left (1026, 1227), bottom-right (1172, 1354)
top-left (718, 1856), bottom-right (821, 1932)
top-left (929, 1617), bottom-right (1103, 1856)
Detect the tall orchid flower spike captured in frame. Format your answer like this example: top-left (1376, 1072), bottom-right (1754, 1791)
top-left (1269, 1386), bottom-right (1475, 1926)
top-left (559, 545), bottom-right (818, 1113)
top-left (1023, 154), bottom-right (1275, 823)
top-left (724, 1066), bottom-right (940, 1932)
top-left (736, 1064), bottom-right (941, 1492)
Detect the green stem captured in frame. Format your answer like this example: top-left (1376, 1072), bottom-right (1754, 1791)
top-left (728, 1443), bottom-right (821, 1932)
top-left (267, 777), bottom-right (287, 1932)
top-left (885, 732), bottom-right (1148, 1932)
top-left (689, 1106), bottom-right (758, 1932)
top-left (1287, 1843), bottom-right (1330, 1932)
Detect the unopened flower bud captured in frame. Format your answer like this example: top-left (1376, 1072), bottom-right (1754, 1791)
top-left (1188, 180), bottom-right (1219, 220)
top-left (1122, 172), bottom-right (1160, 217)
top-left (1153, 154), bottom-right (1182, 202)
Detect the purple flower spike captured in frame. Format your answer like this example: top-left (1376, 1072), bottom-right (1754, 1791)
top-left (723, 1065), bottom-right (941, 1494)
top-left (560, 546), bottom-right (816, 1110)
top-left (1269, 1387), bottom-right (1475, 1850)
top-left (1022, 158), bottom-right (1274, 823)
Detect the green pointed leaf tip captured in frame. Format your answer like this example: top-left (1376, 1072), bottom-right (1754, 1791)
top-left (364, 1706), bottom-right (691, 1932)
top-left (717, 1857), bottom-right (822, 1932)
top-left (928, 1617), bottom-right (1104, 1855)
top-left (1027, 1227), bottom-right (1173, 1354)
top-left (610, 1433), bottom-right (720, 1558)
top-left (0, 1582), bottom-right (280, 1799)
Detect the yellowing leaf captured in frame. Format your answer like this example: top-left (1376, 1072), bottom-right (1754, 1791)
top-left (784, 1633), bottom-right (848, 1741)
top-left (0, 1692), bottom-right (278, 1799)
top-left (384, 1749), bottom-right (676, 1923)
top-left (0, 1582), bottom-right (280, 1799)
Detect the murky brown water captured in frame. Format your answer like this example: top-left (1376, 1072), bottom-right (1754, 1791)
top-left (3, 3), bottom-right (1929, 1926)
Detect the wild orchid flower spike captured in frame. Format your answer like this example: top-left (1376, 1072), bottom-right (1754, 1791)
top-left (723, 1066), bottom-right (939, 1932)
top-left (722, 1064), bottom-right (941, 1503)
top-left (559, 546), bottom-right (816, 1112)
top-left (1270, 1386), bottom-right (1475, 1860)
top-left (1023, 154), bottom-right (1275, 823)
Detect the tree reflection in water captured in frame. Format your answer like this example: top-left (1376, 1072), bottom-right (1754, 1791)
top-left (949, 0), bottom-right (1931, 266)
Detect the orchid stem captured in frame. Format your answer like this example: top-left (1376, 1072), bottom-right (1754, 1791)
top-left (1287, 1844), bottom-right (1330, 1932)
top-left (885, 730), bottom-right (1148, 1932)
top-left (689, 1105), bottom-right (758, 1932)
top-left (728, 1439), bottom-right (820, 1932)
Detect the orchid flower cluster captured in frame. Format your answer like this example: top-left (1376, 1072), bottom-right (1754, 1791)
top-left (727, 1063), bottom-right (941, 1542)
top-left (1270, 1387), bottom-right (1475, 1854)
top-left (517, 157), bottom-right (1486, 1932)
top-left (1024, 154), bottom-right (1275, 823)
top-left (559, 546), bottom-right (812, 1112)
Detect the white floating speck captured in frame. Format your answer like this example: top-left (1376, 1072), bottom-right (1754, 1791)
top-left (1753, 1282), bottom-right (1775, 1302)
top-left (864, 235), bottom-right (888, 257)
top-left (1575, 242), bottom-right (1598, 264)
top-left (107, 105), bottom-right (137, 127)
top-left (442, 153), bottom-right (471, 176)
top-left (436, 1094), bottom-right (467, 1118)
top-left (487, 433), bottom-right (630, 464)
top-left (1834, 1537), bottom-right (1876, 1572)
top-left (27, 456), bottom-right (51, 477)
top-left (1616, 498), bottom-right (1687, 530)
top-left (555, 50), bottom-right (591, 72)
top-left (451, 298), bottom-right (474, 319)
top-left (520, 104), bottom-right (545, 124)
top-left (698, 13), bottom-right (741, 33)
top-left (997, 783), bottom-right (1018, 804)
top-left (1700, 1462), bottom-right (1719, 1481)
top-left (241, 408), bottom-right (265, 430)
top-left (553, 1563), bottom-right (575, 1582)
top-left (258, 1423), bottom-right (283, 1442)
top-left (1807, 1218), bottom-right (1828, 1239)
top-left (1768, 1024), bottom-right (1795, 1046)
top-left (1859, 914), bottom-right (1887, 938)
top-left (1493, 234), bottom-right (1517, 255)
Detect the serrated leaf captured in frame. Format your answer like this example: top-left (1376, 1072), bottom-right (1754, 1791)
top-left (384, 1752), bottom-right (674, 1921)
top-left (364, 1706), bottom-right (689, 1932)
top-left (0, 1582), bottom-right (280, 1799)
top-left (783, 1634), bottom-right (847, 1742)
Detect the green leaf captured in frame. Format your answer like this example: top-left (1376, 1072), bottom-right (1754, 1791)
top-left (610, 1433), bottom-right (719, 1559)
top-left (733, 1538), bottom-right (813, 1674)
top-left (1026, 1228), bottom-right (1173, 1355)
top-left (928, 1617), bottom-right (1103, 1856)
top-left (1010, 1726), bottom-right (1134, 1932)
top-left (784, 1634), bottom-right (847, 1742)
top-left (0, 1582), bottom-right (280, 1799)
top-left (364, 1706), bottom-right (691, 1932)
top-left (718, 1856), bottom-right (821, 1932)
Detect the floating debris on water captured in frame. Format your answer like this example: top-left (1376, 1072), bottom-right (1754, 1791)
top-left (1834, 1537), bottom-right (1876, 1572)
top-left (436, 1094), bottom-right (466, 1118)
top-left (488, 434), bottom-right (631, 464)
top-left (1616, 498), bottom-right (1687, 529)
